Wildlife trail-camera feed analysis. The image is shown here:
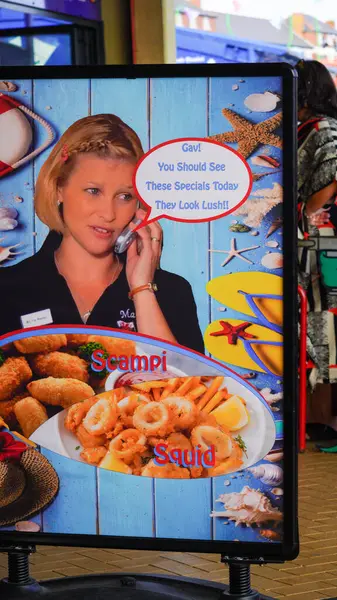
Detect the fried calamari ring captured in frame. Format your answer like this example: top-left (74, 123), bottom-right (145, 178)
top-left (162, 396), bottom-right (198, 431)
top-left (133, 401), bottom-right (169, 437)
top-left (117, 393), bottom-right (149, 428)
top-left (191, 425), bottom-right (232, 460)
top-left (83, 397), bottom-right (118, 435)
top-left (109, 428), bottom-right (146, 461)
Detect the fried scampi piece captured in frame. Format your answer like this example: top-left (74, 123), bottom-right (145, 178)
top-left (30, 352), bottom-right (89, 383)
top-left (14, 334), bottom-right (67, 354)
top-left (0, 357), bottom-right (32, 402)
top-left (87, 335), bottom-right (135, 357)
top-left (141, 460), bottom-right (190, 479)
top-left (66, 334), bottom-right (90, 348)
top-left (27, 377), bottom-right (94, 407)
top-left (14, 396), bottom-right (48, 438)
top-left (80, 446), bottom-right (107, 465)
top-left (76, 424), bottom-right (106, 448)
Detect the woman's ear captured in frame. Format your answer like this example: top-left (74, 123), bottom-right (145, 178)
top-left (57, 188), bottom-right (63, 207)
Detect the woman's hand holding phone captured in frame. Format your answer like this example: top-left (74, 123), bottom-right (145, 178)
top-left (125, 208), bottom-right (162, 290)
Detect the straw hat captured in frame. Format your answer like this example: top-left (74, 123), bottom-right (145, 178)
top-left (0, 432), bottom-right (59, 527)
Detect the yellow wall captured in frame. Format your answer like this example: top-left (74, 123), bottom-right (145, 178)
top-left (101, 0), bottom-right (176, 65)
top-left (101, 0), bottom-right (131, 64)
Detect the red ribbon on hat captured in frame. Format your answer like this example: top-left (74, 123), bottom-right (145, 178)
top-left (0, 432), bottom-right (27, 463)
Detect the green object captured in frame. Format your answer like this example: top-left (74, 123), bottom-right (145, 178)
top-left (0, 348), bottom-right (4, 367)
top-left (225, 13), bottom-right (233, 36)
top-left (229, 223), bottom-right (251, 233)
top-left (318, 444), bottom-right (337, 453)
top-left (319, 250), bottom-right (337, 293)
top-left (77, 342), bottom-right (111, 380)
top-left (234, 434), bottom-right (248, 458)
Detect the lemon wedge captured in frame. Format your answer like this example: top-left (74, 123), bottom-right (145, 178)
top-left (99, 450), bottom-right (132, 474)
top-left (210, 395), bottom-right (249, 431)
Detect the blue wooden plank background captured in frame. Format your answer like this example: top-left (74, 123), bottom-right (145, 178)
top-left (0, 74), bottom-right (283, 544)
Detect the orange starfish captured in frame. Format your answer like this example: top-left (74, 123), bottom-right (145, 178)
top-left (209, 109), bottom-right (282, 159)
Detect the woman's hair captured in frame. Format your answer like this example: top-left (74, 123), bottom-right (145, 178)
top-left (296, 59), bottom-right (337, 119)
top-left (35, 114), bottom-right (144, 233)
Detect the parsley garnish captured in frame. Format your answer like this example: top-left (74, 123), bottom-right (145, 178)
top-left (75, 446), bottom-right (80, 451)
top-left (234, 435), bottom-right (248, 458)
top-left (77, 342), bottom-right (112, 380)
top-left (0, 348), bottom-right (4, 368)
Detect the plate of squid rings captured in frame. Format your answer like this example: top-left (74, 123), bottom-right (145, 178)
top-left (31, 363), bottom-right (276, 479)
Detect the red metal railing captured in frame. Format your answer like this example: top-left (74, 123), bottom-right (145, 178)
top-left (298, 285), bottom-right (308, 452)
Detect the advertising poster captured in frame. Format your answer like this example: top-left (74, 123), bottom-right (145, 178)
top-left (0, 65), bottom-right (297, 557)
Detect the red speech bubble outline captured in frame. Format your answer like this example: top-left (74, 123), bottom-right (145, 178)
top-left (132, 137), bottom-right (253, 231)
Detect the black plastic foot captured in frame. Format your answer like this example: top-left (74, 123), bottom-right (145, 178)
top-left (0, 579), bottom-right (45, 598)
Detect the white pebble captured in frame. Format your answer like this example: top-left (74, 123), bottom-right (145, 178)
top-left (266, 240), bottom-right (278, 248)
top-left (232, 84), bottom-right (239, 91)
top-left (231, 220), bottom-right (238, 224)
top-left (224, 480), bottom-right (231, 486)
top-left (45, 105), bottom-right (52, 110)
top-left (250, 230), bottom-right (259, 236)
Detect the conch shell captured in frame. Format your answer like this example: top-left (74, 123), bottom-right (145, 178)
top-left (248, 464), bottom-right (283, 485)
top-left (211, 486), bottom-right (282, 526)
top-left (0, 207), bottom-right (18, 231)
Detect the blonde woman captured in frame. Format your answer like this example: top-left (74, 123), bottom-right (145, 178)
top-left (0, 114), bottom-right (204, 353)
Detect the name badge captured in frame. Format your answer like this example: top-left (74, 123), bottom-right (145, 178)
top-left (20, 309), bottom-right (53, 329)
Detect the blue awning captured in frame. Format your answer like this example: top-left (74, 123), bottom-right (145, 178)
top-left (176, 27), bottom-right (302, 64)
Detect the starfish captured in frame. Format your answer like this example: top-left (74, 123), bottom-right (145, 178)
top-left (209, 237), bottom-right (259, 267)
top-left (210, 321), bottom-right (256, 345)
top-left (234, 183), bottom-right (283, 228)
top-left (208, 109), bottom-right (282, 159)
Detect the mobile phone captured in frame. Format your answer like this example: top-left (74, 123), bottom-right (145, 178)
top-left (114, 216), bottom-right (142, 254)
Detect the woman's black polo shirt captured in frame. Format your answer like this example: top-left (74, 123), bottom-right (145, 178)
top-left (0, 231), bottom-right (205, 354)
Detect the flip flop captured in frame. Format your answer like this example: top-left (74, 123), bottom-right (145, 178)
top-left (207, 272), bottom-right (283, 331)
top-left (204, 318), bottom-right (283, 376)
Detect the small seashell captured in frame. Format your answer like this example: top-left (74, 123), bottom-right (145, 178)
top-left (250, 230), bottom-right (259, 236)
top-left (15, 521), bottom-right (40, 532)
top-left (0, 207), bottom-right (18, 220)
top-left (232, 84), bottom-right (239, 91)
top-left (0, 218), bottom-right (18, 231)
top-left (14, 196), bottom-right (23, 203)
top-left (244, 92), bottom-right (278, 112)
top-left (261, 252), bottom-right (283, 270)
top-left (248, 464), bottom-right (283, 485)
top-left (224, 480), bottom-right (231, 486)
top-left (271, 487), bottom-right (283, 496)
top-left (265, 451), bottom-right (283, 463)
top-left (266, 240), bottom-right (278, 248)
top-left (218, 307), bottom-right (227, 312)
top-left (231, 220), bottom-right (238, 224)
top-left (0, 81), bottom-right (18, 92)
top-left (45, 105), bottom-right (52, 110)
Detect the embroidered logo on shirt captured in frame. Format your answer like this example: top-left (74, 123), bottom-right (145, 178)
top-left (117, 320), bottom-right (135, 331)
top-left (120, 308), bottom-right (135, 319)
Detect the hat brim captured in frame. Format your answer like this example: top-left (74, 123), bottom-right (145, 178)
top-left (0, 448), bottom-right (59, 527)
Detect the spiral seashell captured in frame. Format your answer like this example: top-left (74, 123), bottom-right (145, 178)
top-left (248, 464), bottom-right (283, 485)
top-left (0, 207), bottom-right (18, 220)
top-left (0, 218), bottom-right (18, 231)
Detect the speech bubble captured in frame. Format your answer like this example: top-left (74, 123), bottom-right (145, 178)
top-left (133, 137), bottom-right (252, 229)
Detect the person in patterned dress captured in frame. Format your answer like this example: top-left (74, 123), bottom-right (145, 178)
top-left (297, 60), bottom-right (337, 449)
